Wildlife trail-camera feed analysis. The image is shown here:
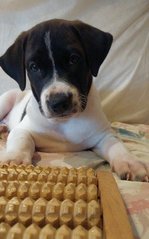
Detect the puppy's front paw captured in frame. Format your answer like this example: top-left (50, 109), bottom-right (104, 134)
top-left (110, 155), bottom-right (149, 182)
top-left (0, 151), bottom-right (32, 165)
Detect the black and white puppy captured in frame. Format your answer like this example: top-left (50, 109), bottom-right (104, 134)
top-left (0, 19), bottom-right (148, 181)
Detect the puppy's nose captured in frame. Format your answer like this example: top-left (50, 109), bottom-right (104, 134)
top-left (47, 93), bottom-right (73, 114)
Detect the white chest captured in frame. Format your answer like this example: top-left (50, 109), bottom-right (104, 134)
top-left (18, 85), bottom-right (110, 153)
top-left (30, 115), bottom-right (100, 152)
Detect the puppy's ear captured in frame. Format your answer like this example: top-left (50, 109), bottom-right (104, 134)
top-left (0, 32), bottom-right (27, 90)
top-left (73, 21), bottom-right (113, 77)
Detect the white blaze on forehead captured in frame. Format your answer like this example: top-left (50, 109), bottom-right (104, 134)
top-left (44, 31), bottom-right (57, 80)
top-left (41, 32), bottom-right (81, 118)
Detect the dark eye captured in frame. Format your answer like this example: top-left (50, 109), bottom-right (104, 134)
top-left (29, 62), bottom-right (39, 72)
top-left (69, 54), bottom-right (80, 65)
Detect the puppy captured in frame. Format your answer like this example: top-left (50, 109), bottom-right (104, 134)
top-left (0, 19), bottom-right (148, 181)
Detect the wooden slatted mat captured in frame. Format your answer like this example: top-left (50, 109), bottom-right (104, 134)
top-left (0, 164), bottom-right (134, 239)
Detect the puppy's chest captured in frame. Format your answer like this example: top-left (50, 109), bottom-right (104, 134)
top-left (33, 118), bottom-right (99, 152)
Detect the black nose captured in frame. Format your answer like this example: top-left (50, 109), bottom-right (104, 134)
top-left (47, 93), bottom-right (73, 114)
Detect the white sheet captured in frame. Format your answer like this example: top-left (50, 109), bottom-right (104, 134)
top-left (0, 0), bottom-right (149, 123)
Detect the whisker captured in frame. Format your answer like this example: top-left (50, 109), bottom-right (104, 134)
top-left (79, 93), bottom-right (87, 111)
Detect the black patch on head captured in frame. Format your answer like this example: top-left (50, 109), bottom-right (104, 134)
top-left (0, 19), bottom-right (113, 107)
top-left (45, 21), bottom-right (93, 100)
top-left (25, 29), bottom-right (54, 102)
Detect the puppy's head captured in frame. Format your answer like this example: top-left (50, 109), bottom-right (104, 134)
top-left (0, 19), bottom-right (113, 119)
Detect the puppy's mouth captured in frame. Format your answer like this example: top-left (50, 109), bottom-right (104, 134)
top-left (39, 103), bottom-right (79, 119)
top-left (39, 92), bottom-right (87, 120)
top-left (40, 80), bottom-right (88, 120)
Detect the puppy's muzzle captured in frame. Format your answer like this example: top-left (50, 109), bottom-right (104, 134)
top-left (46, 92), bottom-right (74, 116)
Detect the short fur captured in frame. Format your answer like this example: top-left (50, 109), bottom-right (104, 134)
top-left (0, 19), bottom-right (148, 181)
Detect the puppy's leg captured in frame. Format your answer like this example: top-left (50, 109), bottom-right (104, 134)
top-left (0, 89), bottom-right (20, 120)
top-left (93, 133), bottom-right (149, 181)
top-left (0, 128), bottom-right (35, 165)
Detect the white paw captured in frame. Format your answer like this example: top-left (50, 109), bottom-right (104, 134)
top-left (0, 150), bottom-right (32, 165)
top-left (110, 154), bottom-right (149, 182)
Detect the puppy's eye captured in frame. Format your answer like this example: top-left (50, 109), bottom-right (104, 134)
top-left (69, 54), bottom-right (80, 65)
top-left (29, 62), bottom-right (39, 72)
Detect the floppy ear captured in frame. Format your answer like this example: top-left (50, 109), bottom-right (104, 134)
top-left (0, 32), bottom-right (27, 91)
top-left (73, 21), bottom-right (113, 77)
